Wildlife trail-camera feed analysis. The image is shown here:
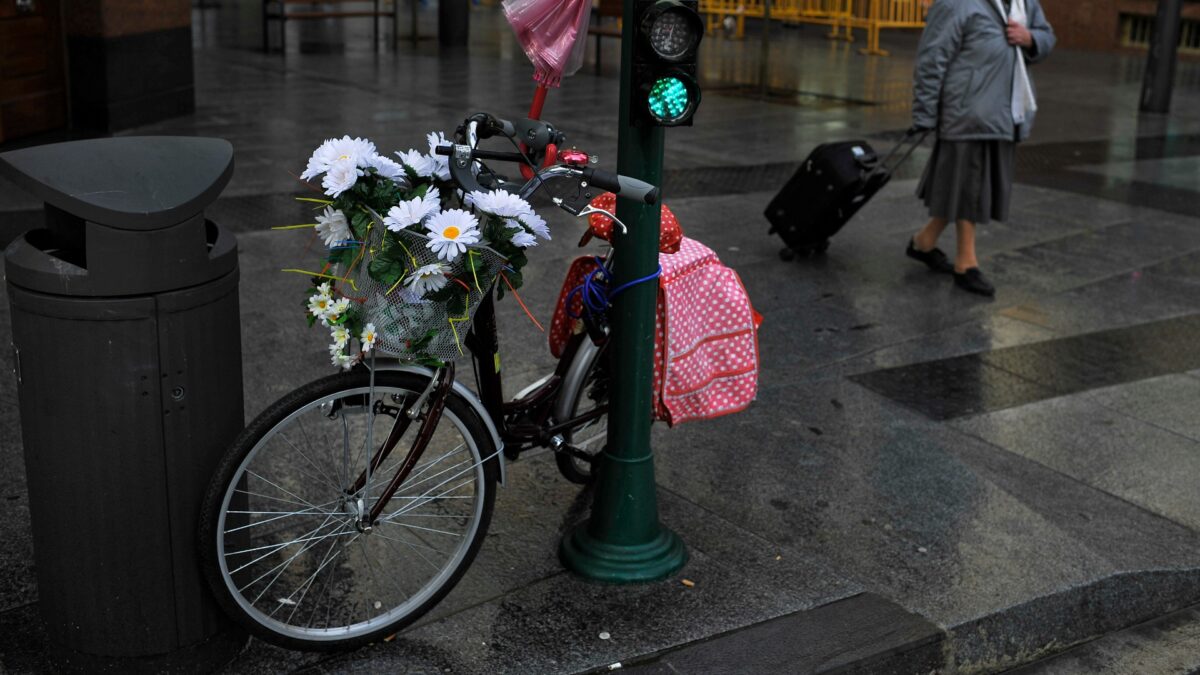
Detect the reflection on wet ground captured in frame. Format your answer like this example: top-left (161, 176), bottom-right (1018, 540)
top-left (3, 4), bottom-right (1200, 673)
top-left (852, 313), bottom-right (1200, 419)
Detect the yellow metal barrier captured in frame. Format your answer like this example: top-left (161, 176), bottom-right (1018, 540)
top-left (697, 0), bottom-right (924, 55)
top-left (846, 0), bottom-right (928, 55)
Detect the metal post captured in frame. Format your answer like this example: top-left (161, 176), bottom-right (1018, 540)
top-left (559, 0), bottom-right (687, 583)
top-left (759, 0), bottom-right (772, 98)
top-left (1140, 0), bottom-right (1183, 113)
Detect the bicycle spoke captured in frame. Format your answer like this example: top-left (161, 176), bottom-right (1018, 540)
top-left (380, 520), bottom-right (463, 538)
top-left (224, 505), bottom-right (341, 535)
top-left (279, 534), bottom-right (352, 623)
top-left (246, 470), bottom-right (322, 511)
top-left (234, 488), bottom-right (321, 510)
top-left (277, 429), bottom-right (348, 494)
top-left (227, 515), bottom-right (346, 575)
top-left (247, 520), bottom-right (354, 602)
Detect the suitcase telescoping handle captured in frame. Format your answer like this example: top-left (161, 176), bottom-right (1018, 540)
top-left (865, 128), bottom-right (932, 182)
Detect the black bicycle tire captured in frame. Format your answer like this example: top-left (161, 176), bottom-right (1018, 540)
top-left (198, 370), bottom-right (498, 652)
top-left (554, 335), bottom-right (609, 485)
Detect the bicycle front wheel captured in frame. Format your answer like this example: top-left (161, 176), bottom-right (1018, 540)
top-left (199, 370), bottom-right (498, 651)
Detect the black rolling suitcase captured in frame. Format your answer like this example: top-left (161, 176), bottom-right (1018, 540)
top-left (766, 132), bottom-right (926, 258)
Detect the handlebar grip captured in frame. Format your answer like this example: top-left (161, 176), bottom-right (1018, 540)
top-left (434, 146), bottom-right (451, 156)
top-left (584, 168), bottom-right (660, 205)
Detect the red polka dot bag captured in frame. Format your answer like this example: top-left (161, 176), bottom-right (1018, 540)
top-left (549, 200), bottom-right (761, 426)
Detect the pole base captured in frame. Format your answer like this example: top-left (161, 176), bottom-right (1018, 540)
top-left (560, 521), bottom-right (687, 583)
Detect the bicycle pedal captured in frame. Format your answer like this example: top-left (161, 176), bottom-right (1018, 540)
top-left (555, 442), bottom-right (596, 463)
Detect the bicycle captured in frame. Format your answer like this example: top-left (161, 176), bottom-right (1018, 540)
top-left (198, 111), bottom-right (661, 651)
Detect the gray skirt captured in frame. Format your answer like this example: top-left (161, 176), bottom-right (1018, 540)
top-left (916, 139), bottom-right (1015, 224)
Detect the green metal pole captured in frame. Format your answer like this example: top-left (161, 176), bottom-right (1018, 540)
top-left (559, 0), bottom-right (687, 582)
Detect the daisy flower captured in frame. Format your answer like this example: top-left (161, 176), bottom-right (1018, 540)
top-left (321, 297), bottom-right (352, 327)
top-left (519, 211), bottom-right (551, 240)
top-left (367, 154), bottom-right (407, 183)
top-left (426, 131), bottom-right (452, 181)
top-left (466, 189), bottom-right (534, 218)
top-left (316, 281), bottom-right (332, 296)
top-left (330, 350), bottom-right (356, 370)
top-left (425, 209), bottom-right (480, 262)
top-left (360, 323), bottom-right (378, 352)
top-left (395, 149), bottom-right (435, 178)
top-left (510, 229), bottom-right (537, 248)
top-left (315, 207), bottom-right (351, 247)
top-left (322, 160), bottom-right (361, 198)
top-left (330, 325), bottom-right (350, 349)
top-left (384, 187), bottom-right (441, 231)
top-left (308, 292), bottom-right (334, 319)
top-left (302, 136), bottom-right (377, 179)
top-left (405, 262), bottom-right (449, 296)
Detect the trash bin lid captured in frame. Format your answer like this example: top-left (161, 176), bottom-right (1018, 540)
top-left (0, 136), bottom-right (233, 230)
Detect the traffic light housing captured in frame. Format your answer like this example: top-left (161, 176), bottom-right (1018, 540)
top-left (632, 0), bottom-right (703, 127)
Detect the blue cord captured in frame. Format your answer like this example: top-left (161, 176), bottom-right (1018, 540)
top-left (566, 258), bottom-right (662, 320)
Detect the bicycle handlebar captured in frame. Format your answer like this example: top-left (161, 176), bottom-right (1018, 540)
top-left (580, 168), bottom-right (659, 205)
top-left (433, 145), bottom-right (660, 205)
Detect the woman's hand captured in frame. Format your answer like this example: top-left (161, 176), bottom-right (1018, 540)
top-left (1006, 19), bottom-right (1033, 48)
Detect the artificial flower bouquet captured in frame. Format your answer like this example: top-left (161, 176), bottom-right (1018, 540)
top-left (295, 133), bottom-right (550, 368)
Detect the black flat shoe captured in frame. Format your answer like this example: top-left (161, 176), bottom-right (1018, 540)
top-left (906, 240), bottom-right (955, 274)
top-left (954, 268), bottom-right (995, 297)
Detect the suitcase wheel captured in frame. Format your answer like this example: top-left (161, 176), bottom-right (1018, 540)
top-left (781, 240), bottom-right (830, 260)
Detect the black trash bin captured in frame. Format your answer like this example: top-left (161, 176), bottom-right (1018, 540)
top-left (1, 137), bottom-right (247, 670)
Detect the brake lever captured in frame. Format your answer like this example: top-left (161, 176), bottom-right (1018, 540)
top-left (552, 199), bottom-right (628, 235)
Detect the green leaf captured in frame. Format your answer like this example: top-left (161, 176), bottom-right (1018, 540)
top-left (446, 288), bottom-right (468, 316)
top-left (368, 253), bottom-right (405, 289)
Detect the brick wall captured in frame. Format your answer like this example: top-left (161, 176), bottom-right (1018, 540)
top-left (1043, 0), bottom-right (1200, 51)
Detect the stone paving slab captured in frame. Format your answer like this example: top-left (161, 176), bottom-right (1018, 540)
top-left (953, 395), bottom-right (1200, 532)
top-left (1008, 603), bottom-right (1200, 675)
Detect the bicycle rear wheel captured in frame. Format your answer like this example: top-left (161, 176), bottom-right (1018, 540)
top-left (553, 335), bottom-right (610, 484)
top-left (199, 370), bottom-right (498, 651)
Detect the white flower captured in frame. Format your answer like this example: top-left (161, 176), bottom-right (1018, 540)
top-left (308, 292), bottom-right (334, 318)
top-left (321, 297), bottom-right (352, 327)
top-left (367, 153), bottom-right (407, 182)
top-left (405, 262), bottom-right (449, 296)
top-left (396, 285), bottom-right (427, 305)
top-left (427, 132), bottom-right (452, 181)
top-left (425, 209), bottom-right (480, 262)
top-left (360, 323), bottom-right (378, 352)
top-left (506, 212), bottom-right (551, 241)
top-left (384, 188), bottom-right (441, 231)
top-left (330, 350), bottom-right (356, 370)
top-left (315, 207), bottom-right (351, 247)
top-left (316, 282), bottom-right (332, 296)
top-left (510, 229), bottom-right (537, 248)
top-left (395, 149), bottom-right (435, 178)
top-left (322, 160), bottom-right (361, 198)
top-left (330, 325), bottom-right (350, 349)
top-left (302, 136), bottom-right (377, 180)
top-left (466, 189), bottom-right (534, 218)
top-left (519, 211), bottom-right (551, 240)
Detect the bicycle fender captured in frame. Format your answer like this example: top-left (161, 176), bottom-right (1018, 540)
top-left (371, 362), bottom-right (507, 486)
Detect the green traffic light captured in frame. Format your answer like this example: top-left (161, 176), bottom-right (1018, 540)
top-left (647, 76), bottom-right (691, 123)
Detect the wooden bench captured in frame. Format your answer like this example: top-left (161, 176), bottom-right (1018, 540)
top-left (263, 0), bottom-right (398, 53)
top-left (587, 0), bottom-right (623, 74)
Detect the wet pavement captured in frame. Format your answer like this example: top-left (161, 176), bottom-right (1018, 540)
top-left (3, 5), bottom-right (1200, 673)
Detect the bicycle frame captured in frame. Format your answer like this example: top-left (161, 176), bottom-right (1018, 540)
top-left (349, 160), bottom-right (619, 527)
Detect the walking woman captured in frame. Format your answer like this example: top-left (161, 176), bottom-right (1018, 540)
top-left (905, 0), bottom-right (1055, 296)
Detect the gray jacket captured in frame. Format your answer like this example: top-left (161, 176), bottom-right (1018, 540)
top-left (912, 0), bottom-right (1055, 142)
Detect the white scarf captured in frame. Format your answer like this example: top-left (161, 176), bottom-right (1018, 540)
top-left (995, 0), bottom-right (1037, 124)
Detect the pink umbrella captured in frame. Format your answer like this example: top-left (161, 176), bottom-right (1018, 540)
top-left (503, 0), bottom-right (593, 177)
top-left (503, 0), bottom-right (592, 88)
